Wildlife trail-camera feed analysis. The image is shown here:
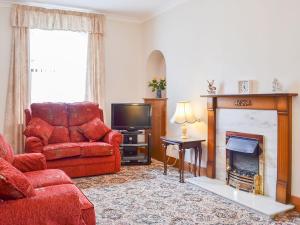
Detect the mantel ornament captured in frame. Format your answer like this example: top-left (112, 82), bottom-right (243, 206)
top-left (272, 78), bottom-right (282, 92)
top-left (207, 80), bottom-right (216, 95)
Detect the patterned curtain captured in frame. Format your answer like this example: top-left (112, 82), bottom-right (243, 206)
top-left (5, 4), bottom-right (105, 152)
top-left (86, 31), bottom-right (106, 113)
top-left (4, 27), bottom-right (30, 153)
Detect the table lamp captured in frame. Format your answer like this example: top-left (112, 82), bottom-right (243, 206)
top-left (171, 101), bottom-right (197, 139)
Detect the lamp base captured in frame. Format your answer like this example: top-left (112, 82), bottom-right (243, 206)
top-left (181, 124), bottom-right (188, 139)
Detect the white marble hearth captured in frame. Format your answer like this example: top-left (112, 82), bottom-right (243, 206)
top-left (187, 176), bottom-right (294, 217)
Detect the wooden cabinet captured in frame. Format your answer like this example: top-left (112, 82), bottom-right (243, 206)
top-left (144, 98), bottom-right (167, 162)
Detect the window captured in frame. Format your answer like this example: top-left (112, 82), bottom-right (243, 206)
top-left (30, 29), bottom-right (88, 103)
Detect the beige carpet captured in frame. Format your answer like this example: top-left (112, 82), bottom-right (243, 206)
top-left (75, 161), bottom-right (300, 225)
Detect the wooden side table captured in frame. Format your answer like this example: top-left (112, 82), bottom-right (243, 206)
top-left (161, 136), bottom-right (206, 183)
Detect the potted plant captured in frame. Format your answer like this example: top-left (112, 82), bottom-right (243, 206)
top-left (148, 78), bottom-right (166, 98)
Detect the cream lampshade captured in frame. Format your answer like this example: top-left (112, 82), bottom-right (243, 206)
top-left (171, 101), bottom-right (197, 139)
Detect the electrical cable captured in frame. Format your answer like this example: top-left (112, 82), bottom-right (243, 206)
top-left (166, 156), bottom-right (177, 166)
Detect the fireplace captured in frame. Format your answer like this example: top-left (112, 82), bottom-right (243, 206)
top-left (226, 131), bottom-right (264, 194)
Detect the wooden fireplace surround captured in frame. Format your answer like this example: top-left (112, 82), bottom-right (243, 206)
top-left (200, 93), bottom-right (298, 204)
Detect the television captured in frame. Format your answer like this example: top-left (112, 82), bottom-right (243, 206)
top-left (111, 103), bottom-right (152, 131)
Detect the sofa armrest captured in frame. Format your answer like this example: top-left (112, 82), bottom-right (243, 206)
top-left (102, 130), bottom-right (122, 172)
top-left (102, 130), bottom-right (123, 147)
top-left (25, 136), bottom-right (44, 153)
top-left (12, 153), bottom-right (47, 172)
top-left (0, 184), bottom-right (83, 225)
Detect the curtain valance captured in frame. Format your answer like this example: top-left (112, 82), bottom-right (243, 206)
top-left (11, 4), bottom-right (104, 34)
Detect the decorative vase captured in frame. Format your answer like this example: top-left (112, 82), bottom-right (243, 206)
top-left (156, 89), bottom-right (162, 98)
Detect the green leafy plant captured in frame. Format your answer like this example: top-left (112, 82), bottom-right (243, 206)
top-left (148, 78), bottom-right (166, 92)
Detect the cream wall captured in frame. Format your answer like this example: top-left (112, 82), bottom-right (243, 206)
top-left (142, 0), bottom-right (300, 197)
top-left (0, 4), bottom-right (144, 130)
top-left (104, 18), bottom-right (144, 125)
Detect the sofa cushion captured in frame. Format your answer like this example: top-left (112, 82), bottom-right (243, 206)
top-left (0, 158), bottom-right (35, 200)
top-left (31, 103), bottom-right (69, 127)
top-left (43, 143), bottom-right (81, 160)
top-left (23, 118), bottom-right (54, 145)
top-left (79, 118), bottom-right (111, 142)
top-left (68, 102), bottom-right (102, 126)
top-left (24, 169), bottom-right (73, 188)
top-left (78, 142), bottom-right (113, 157)
top-left (35, 183), bottom-right (94, 211)
top-left (0, 134), bottom-right (14, 163)
top-left (48, 126), bottom-right (70, 144)
top-left (69, 126), bottom-right (88, 142)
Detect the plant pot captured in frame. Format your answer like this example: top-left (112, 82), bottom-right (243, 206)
top-left (156, 89), bottom-right (162, 98)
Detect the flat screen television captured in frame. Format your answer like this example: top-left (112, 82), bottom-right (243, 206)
top-left (111, 103), bottom-right (152, 131)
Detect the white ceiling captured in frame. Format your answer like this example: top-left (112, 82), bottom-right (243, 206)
top-left (8, 0), bottom-right (188, 22)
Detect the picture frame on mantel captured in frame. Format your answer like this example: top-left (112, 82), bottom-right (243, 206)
top-left (238, 80), bottom-right (253, 94)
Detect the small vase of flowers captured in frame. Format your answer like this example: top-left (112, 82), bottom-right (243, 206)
top-left (148, 78), bottom-right (166, 98)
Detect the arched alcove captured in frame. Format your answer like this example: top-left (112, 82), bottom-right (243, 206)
top-left (146, 50), bottom-right (167, 98)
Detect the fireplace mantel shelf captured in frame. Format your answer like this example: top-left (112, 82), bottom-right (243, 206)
top-left (200, 93), bottom-right (298, 97)
top-left (203, 92), bottom-right (298, 204)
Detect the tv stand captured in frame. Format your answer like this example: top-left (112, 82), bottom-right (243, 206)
top-left (121, 130), bottom-right (143, 135)
top-left (119, 130), bottom-right (151, 165)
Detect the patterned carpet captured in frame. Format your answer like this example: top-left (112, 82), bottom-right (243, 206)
top-left (75, 161), bottom-right (300, 225)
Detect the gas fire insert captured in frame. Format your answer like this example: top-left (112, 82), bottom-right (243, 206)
top-left (226, 131), bottom-right (264, 194)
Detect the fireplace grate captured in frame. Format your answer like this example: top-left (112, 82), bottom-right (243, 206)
top-left (226, 132), bottom-right (264, 195)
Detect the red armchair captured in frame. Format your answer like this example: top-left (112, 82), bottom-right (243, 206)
top-left (0, 134), bottom-right (95, 225)
top-left (24, 102), bottom-right (122, 178)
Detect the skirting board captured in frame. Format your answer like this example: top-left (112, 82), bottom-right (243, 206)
top-left (291, 196), bottom-right (300, 212)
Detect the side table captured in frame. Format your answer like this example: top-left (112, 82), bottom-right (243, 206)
top-left (161, 136), bottom-right (206, 183)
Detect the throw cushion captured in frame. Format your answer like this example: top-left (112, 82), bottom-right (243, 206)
top-left (69, 126), bottom-right (88, 142)
top-left (48, 126), bottom-right (70, 144)
top-left (24, 118), bottom-right (54, 145)
top-left (79, 118), bottom-right (111, 142)
top-left (0, 158), bottom-right (35, 200)
top-left (0, 134), bottom-right (14, 163)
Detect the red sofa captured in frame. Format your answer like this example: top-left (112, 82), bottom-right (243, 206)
top-left (24, 102), bottom-right (122, 178)
top-left (0, 134), bottom-right (95, 225)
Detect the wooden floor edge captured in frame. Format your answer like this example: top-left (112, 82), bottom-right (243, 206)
top-left (291, 196), bottom-right (300, 212)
